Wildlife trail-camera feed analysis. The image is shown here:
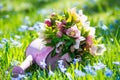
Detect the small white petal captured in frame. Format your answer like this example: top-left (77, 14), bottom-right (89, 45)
top-left (65, 72), bottom-right (72, 80)
top-left (40, 59), bottom-right (46, 68)
top-left (74, 69), bottom-right (85, 77)
top-left (48, 70), bottom-right (54, 76)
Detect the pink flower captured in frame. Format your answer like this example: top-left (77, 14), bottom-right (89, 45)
top-left (45, 19), bottom-right (52, 27)
top-left (62, 20), bottom-right (66, 25)
top-left (66, 25), bottom-right (80, 38)
top-left (56, 21), bottom-right (64, 32)
top-left (56, 31), bottom-right (62, 38)
top-left (86, 35), bottom-right (93, 48)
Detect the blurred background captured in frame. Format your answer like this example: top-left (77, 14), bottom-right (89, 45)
top-left (0, 0), bottom-right (120, 39)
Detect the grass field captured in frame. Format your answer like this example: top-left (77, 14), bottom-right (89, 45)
top-left (0, 0), bottom-right (120, 80)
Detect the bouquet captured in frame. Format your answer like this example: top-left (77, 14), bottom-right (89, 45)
top-left (39, 8), bottom-right (106, 62)
top-left (11, 8), bottom-right (107, 79)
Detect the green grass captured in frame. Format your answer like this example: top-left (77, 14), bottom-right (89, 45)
top-left (0, 0), bottom-right (120, 80)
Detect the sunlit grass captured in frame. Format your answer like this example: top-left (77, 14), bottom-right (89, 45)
top-left (0, 0), bottom-right (120, 80)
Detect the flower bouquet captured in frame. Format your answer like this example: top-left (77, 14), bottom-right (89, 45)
top-left (43, 8), bottom-right (106, 60)
top-left (11, 8), bottom-right (106, 78)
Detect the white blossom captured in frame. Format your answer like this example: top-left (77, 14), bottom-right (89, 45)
top-left (93, 62), bottom-right (106, 70)
top-left (58, 60), bottom-right (67, 73)
top-left (65, 72), bottom-right (72, 80)
top-left (90, 44), bottom-right (106, 55)
top-left (74, 69), bottom-right (85, 77)
top-left (0, 43), bottom-right (4, 49)
top-left (40, 59), bottom-right (46, 68)
top-left (113, 61), bottom-right (120, 66)
top-left (48, 70), bottom-right (54, 76)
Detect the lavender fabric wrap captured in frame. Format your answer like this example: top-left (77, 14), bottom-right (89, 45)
top-left (25, 38), bottom-right (69, 70)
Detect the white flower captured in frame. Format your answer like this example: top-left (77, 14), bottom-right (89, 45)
top-left (101, 24), bottom-right (108, 30)
top-left (18, 25), bottom-right (28, 32)
top-left (93, 62), bottom-right (106, 70)
top-left (40, 59), bottom-right (46, 68)
top-left (0, 43), bottom-right (4, 49)
top-left (15, 35), bottom-right (21, 39)
top-left (113, 61), bottom-right (120, 66)
top-left (34, 22), bottom-right (46, 39)
top-left (74, 69), bottom-right (85, 77)
top-left (10, 38), bottom-right (22, 47)
top-left (78, 10), bottom-right (88, 23)
top-left (1, 38), bottom-right (8, 43)
top-left (73, 36), bottom-right (85, 49)
top-left (58, 60), bottom-right (63, 65)
top-left (5, 71), bottom-right (9, 74)
top-left (110, 38), bottom-right (114, 42)
top-left (73, 58), bottom-right (81, 64)
top-left (90, 44), bottom-right (106, 55)
top-left (85, 27), bottom-right (95, 37)
top-left (11, 59), bottom-right (20, 66)
top-left (65, 72), bottom-right (72, 80)
top-left (73, 38), bottom-right (81, 49)
top-left (84, 65), bottom-right (96, 75)
top-left (12, 41), bottom-right (22, 47)
top-left (48, 70), bottom-right (54, 76)
top-left (34, 22), bottom-right (46, 32)
top-left (58, 60), bottom-right (67, 73)
top-left (23, 16), bottom-right (31, 25)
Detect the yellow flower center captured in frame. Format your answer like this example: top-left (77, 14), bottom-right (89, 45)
top-left (70, 31), bottom-right (75, 36)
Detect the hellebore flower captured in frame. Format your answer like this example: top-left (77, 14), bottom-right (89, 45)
top-left (66, 25), bottom-right (80, 38)
top-left (56, 31), bottom-right (62, 38)
top-left (86, 35), bottom-right (93, 48)
top-left (84, 27), bottom-right (95, 37)
top-left (45, 19), bottom-right (52, 27)
top-left (56, 21), bottom-right (63, 30)
top-left (78, 10), bottom-right (88, 24)
top-left (90, 44), bottom-right (106, 55)
top-left (73, 36), bottom-right (85, 49)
